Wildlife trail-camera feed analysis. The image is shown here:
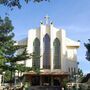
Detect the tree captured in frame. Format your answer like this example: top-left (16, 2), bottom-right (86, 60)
top-left (0, 0), bottom-right (49, 9)
top-left (0, 16), bottom-right (31, 83)
top-left (77, 68), bottom-right (83, 77)
top-left (70, 68), bottom-right (83, 83)
top-left (0, 16), bottom-right (41, 84)
top-left (84, 39), bottom-right (90, 61)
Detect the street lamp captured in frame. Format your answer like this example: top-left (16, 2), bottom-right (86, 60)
top-left (14, 70), bottom-right (18, 90)
top-left (74, 74), bottom-right (80, 90)
top-left (2, 71), bottom-right (5, 85)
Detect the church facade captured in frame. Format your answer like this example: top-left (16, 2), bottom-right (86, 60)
top-left (17, 20), bottom-right (80, 88)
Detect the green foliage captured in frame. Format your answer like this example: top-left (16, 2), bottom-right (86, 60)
top-left (0, 16), bottom-right (14, 67)
top-left (0, 16), bottom-right (41, 83)
top-left (62, 78), bottom-right (68, 89)
top-left (0, 16), bottom-right (31, 82)
top-left (15, 64), bottom-right (32, 72)
top-left (78, 68), bottom-right (83, 77)
top-left (69, 68), bottom-right (83, 82)
top-left (4, 70), bottom-right (14, 82)
top-left (0, 0), bottom-right (49, 9)
top-left (84, 39), bottom-right (90, 61)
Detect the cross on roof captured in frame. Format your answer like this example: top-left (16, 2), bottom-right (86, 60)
top-left (44, 15), bottom-right (50, 25)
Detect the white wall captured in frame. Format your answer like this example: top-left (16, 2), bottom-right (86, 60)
top-left (18, 23), bottom-right (80, 74)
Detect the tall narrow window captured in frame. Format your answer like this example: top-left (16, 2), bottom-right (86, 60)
top-left (74, 68), bottom-right (76, 74)
top-left (43, 34), bottom-right (50, 69)
top-left (33, 38), bottom-right (40, 68)
top-left (53, 38), bottom-right (61, 69)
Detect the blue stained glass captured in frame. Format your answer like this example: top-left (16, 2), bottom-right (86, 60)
top-left (43, 34), bottom-right (50, 69)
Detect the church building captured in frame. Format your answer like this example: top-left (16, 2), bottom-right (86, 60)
top-left (17, 17), bottom-right (80, 89)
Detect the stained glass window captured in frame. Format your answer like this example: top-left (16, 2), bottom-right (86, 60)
top-left (43, 34), bottom-right (50, 69)
top-left (53, 38), bottom-right (61, 69)
top-left (33, 38), bottom-right (40, 68)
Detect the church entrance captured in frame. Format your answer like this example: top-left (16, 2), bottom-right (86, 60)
top-left (31, 76), bottom-right (40, 86)
top-left (42, 76), bottom-right (51, 86)
top-left (29, 75), bottom-right (62, 86)
top-left (24, 72), bottom-right (68, 90)
top-left (53, 77), bottom-right (61, 86)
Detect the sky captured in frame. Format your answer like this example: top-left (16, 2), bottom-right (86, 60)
top-left (0, 0), bottom-right (90, 74)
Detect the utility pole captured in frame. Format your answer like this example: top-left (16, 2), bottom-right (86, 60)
top-left (75, 74), bottom-right (79, 90)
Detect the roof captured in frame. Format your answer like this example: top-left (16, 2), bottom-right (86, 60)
top-left (24, 70), bottom-right (69, 76)
top-left (66, 38), bottom-right (80, 48)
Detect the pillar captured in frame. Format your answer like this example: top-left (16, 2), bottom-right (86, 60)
top-left (40, 76), bottom-right (42, 86)
top-left (0, 74), bottom-right (2, 86)
top-left (29, 76), bottom-right (32, 86)
top-left (51, 76), bottom-right (54, 86)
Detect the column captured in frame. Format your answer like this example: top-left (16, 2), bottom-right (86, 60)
top-left (51, 48), bottom-right (54, 71)
top-left (40, 76), bottom-right (42, 86)
top-left (51, 76), bottom-right (54, 86)
top-left (29, 76), bottom-right (32, 86)
top-left (0, 74), bottom-right (2, 86)
top-left (40, 49), bottom-right (43, 69)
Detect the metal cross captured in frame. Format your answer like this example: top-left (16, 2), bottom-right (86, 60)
top-left (44, 15), bottom-right (50, 24)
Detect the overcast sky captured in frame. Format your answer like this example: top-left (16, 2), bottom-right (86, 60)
top-left (0, 0), bottom-right (90, 74)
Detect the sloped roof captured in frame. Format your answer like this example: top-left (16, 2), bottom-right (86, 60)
top-left (66, 38), bottom-right (80, 48)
